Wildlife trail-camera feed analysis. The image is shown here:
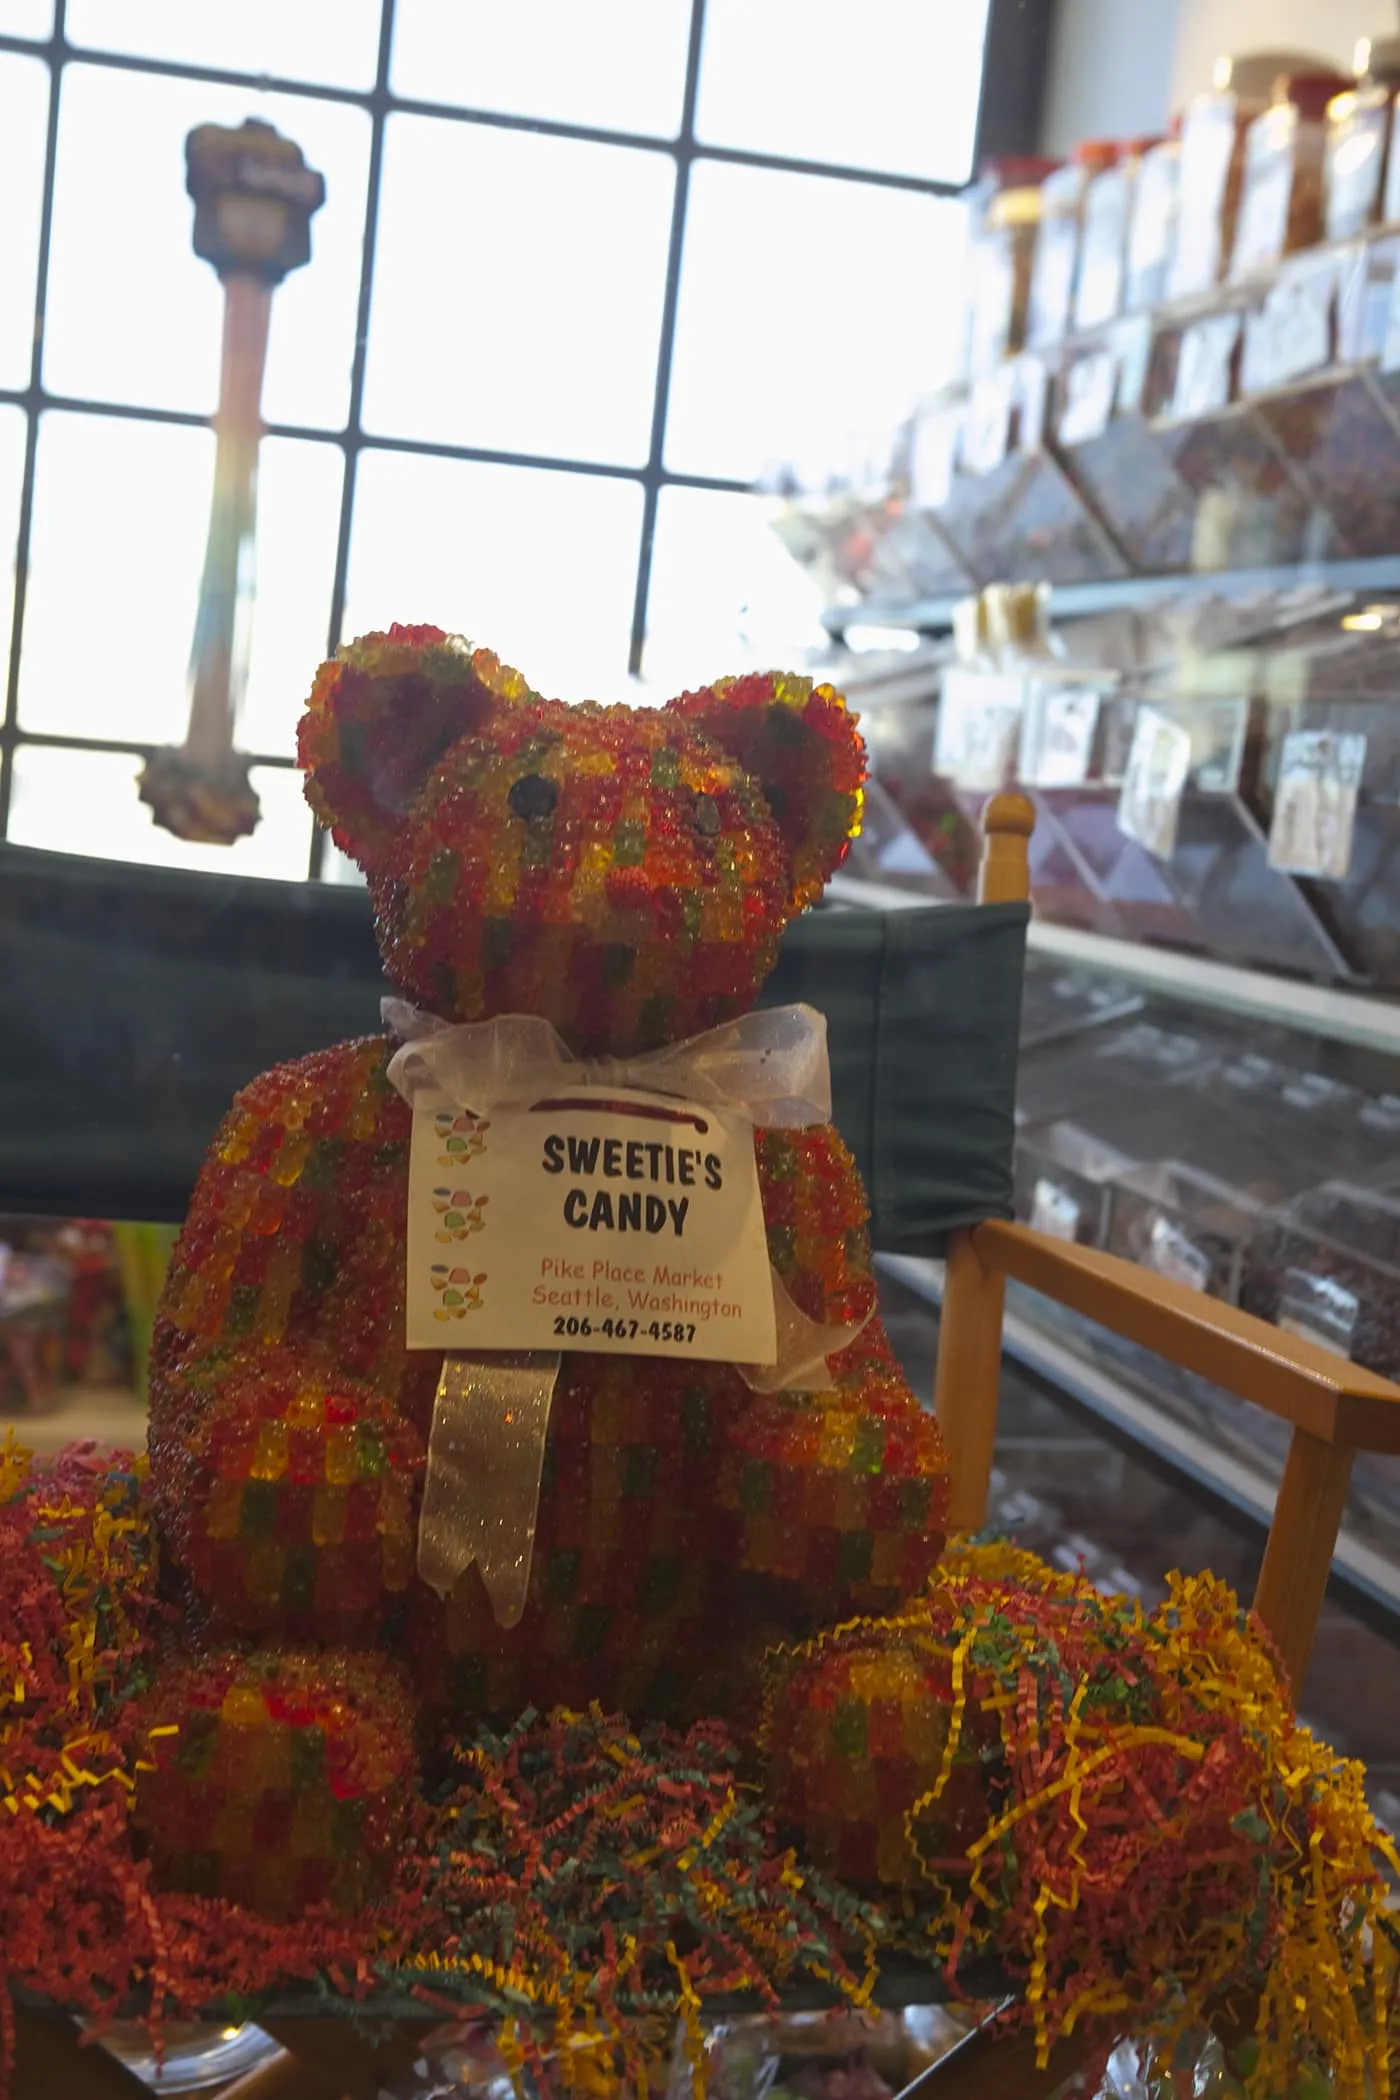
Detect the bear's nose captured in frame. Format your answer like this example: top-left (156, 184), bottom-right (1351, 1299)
top-left (507, 773), bottom-right (558, 821)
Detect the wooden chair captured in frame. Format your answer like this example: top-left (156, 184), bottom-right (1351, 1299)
top-left (940, 794), bottom-right (1400, 1700)
top-left (11, 801), bottom-right (1400, 2100)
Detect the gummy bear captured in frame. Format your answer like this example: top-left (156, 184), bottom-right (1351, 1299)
top-left (138, 626), bottom-right (950, 1913)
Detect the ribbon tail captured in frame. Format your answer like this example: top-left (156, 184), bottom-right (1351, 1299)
top-left (417, 1350), bottom-right (562, 1627)
top-left (737, 1270), bottom-right (874, 1395)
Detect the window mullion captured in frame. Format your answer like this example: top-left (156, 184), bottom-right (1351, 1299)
top-left (310, 0), bottom-right (397, 878)
top-left (626, 0), bottom-right (706, 682)
top-left (1, 0), bottom-right (67, 840)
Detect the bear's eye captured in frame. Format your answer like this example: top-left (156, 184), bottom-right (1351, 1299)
top-left (692, 793), bottom-right (722, 838)
top-left (508, 773), bottom-right (558, 821)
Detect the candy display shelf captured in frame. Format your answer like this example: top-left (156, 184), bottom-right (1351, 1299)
top-left (823, 553), bottom-right (1400, 643)
top-left (830, 872), bottom-right (1400, 1056)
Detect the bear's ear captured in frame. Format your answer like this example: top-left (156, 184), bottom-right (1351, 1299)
top-left (298, 625), bottom-right (538, 871)
top-left (667, 672), bottom-right (865, 907)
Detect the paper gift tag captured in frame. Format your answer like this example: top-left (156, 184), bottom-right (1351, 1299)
top-left (1116, 706), bottom-right (1193, 859)
top-left (1267, 730), bottom-right (1367, 881)
top-left (405, 1085), bottom-right (777, 1364)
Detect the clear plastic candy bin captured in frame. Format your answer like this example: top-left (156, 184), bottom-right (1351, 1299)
top-left (1105, 1160), bottom-right (1263, 1303)
top-left (1240, 1180), bottom-right (1400, 1379)
top-left (1014, 1120), bottom-right (1138, 1247)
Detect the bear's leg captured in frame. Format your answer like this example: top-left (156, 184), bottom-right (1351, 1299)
top-left (713, 1323), bottom-right (950, 1668)
top-left (134, 1645), bottom-right (418, 1919)
top-left (407, 1353), bottom-right (740, 1729)
top-left (140, 1346), bottom-right (427, 1916)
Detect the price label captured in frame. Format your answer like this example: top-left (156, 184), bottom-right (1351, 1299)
top-left (1278, 1269), bottom-right (1359, 1358)
top-left (910, 408), bottom-right (962, 510)
top-left (1172, 313), bottom-right (1241, 420)
top-left (1145, 1215), bottom-right (1212, 1293)
top-left (1017, 355), bottom-right (1050, 451)
top-left (1031, 1179), bottom-right (1081, 1242)
top-left (1191, 697), bottom-right (1249, 795)
top-left (1057, 351), bottom-right (1117, 447)
top-left (1244, 257), bottom-right (1335, 393)
top-left (1112, 315), bottom-right (1152, 416)
top-left (960, 367), bottom-right (1015, 477)
top-left (1380, 260), bottom-right (1400, 374)
top-left (1020, 682), bottom-right (1102, 788)
top-left (936, 668), bottom-right (1025, 790)
top-left (1116, 706), bottom-right (1193, 860)
top-left (1267, 730), bottom-right (1367, 881)
top-left (405, 1086), bottom-right (776, 1362)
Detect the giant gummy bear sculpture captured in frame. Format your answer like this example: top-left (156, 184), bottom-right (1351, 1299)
top-left (137, 626), bottom-right (951, 1915)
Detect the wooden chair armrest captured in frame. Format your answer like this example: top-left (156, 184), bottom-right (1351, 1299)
top-left (972, 1218), bottom-right (1400, 1455)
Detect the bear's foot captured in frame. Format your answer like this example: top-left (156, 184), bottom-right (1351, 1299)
top-left (763, 1625), bottom-right (996, 1888)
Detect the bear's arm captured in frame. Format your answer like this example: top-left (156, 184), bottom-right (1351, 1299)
top-left (754, 1123), bottom-right (880, 1334)
top-left (149, 1035), bottom-right (422, 1415)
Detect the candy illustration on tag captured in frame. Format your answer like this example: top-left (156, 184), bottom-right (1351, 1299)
top-left (434, 1108), bottom-right (490, 1162)
top-left (431, 1188), bottom-right (489, 1242)
top-left (429, 1264), bottom-right (488, 1320)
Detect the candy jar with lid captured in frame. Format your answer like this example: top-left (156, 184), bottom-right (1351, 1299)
top-left (964, 155), bottom-right (1060, 377)
top-left (1231, 68), bottom-right (1351, 277)
top-left (1326, 37), bottom-right (1400, 239)
top-left (1170, 56), bottom-right (1270, 297)
top-left (1077, 138), bottom-right (1163, 330)
top-left (1125, 123), bottom-right (1183, 310)
top-left (1029, 142), bottom-right (1117, 347)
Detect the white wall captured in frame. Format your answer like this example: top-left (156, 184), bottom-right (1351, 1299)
top-left (1170, 0), bottom-right (1383, 105)
top-left (1041, 0), bottom-right (1179, 158)
top-left (1040, 0), bottom-right (1392, 153)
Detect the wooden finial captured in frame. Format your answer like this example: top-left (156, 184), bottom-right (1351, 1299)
top-left (979, 792), bottom-right (1034, 905)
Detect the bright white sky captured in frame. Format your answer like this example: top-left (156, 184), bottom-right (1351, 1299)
top-left (0, 0), bottom-right (986, 877)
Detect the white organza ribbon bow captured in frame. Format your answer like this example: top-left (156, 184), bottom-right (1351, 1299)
top-left (383, 998), bottom-right (833, 1131)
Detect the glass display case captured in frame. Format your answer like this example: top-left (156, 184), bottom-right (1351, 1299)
top-left (834, 577), bottom-right (1400, 988)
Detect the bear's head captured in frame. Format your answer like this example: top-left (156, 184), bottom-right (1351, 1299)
top-left (298, 625), bottom-right (865, 1055)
